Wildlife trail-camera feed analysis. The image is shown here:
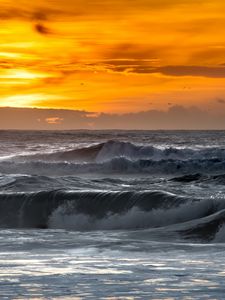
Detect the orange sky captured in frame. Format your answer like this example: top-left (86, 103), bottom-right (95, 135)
top-left (1, 0), bottom-right (225, 114)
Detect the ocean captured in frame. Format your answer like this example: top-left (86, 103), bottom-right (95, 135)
top-left (1, 130), bottom-right (225, 299)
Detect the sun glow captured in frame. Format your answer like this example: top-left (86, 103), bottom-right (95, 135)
top-left (0, 93), bottom-right (70, 108)
top-left (1, 94), bottom-right (50, 107)
top-left (0, 0), bottom-right (225, 114)
top-left (0, 70), bottom-right (49, 80)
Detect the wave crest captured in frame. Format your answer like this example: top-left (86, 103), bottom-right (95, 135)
top-left (0, 190), bottom-right (205, 229)
top-left (12, 140), bottom-right (225, 163)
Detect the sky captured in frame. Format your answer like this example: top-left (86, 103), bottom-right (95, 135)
top-left (0, 0), bottom-right (225, 129)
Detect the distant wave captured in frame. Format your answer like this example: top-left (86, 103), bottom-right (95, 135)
top-left (14, 140), bottom-right (225, 163)
top-left (170, 173), bottom-right (225, 184)
top-left (1, 157), bottom-right (225, 176)
top-left (2, 140), bottom-right (225, 176)
top-left (26, 143), bottom-right (104, 162)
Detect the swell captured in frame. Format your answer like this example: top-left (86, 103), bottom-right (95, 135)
top-left (12, 140), bottom-right (225, 163)
top-left (170, 173), bottom-right (225, 185)
top-left (26, 143), bottom-right (104, 162)
top-left (1, 157), bottom-right (225, 176)
top-left (177, 209), bottom-right (225, 242)
top-left (0, 190), bottom-right (216, 230)
top-left (135, 209), bottom-right (225, 243)
top-left (3, 140), bottom-right (225, 176)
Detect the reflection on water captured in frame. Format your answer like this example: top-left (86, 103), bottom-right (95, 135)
top-left (0, 230), bottom-right (224, 299)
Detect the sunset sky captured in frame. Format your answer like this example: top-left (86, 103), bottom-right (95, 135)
top-left (1, 0), bottom-right (225, 128)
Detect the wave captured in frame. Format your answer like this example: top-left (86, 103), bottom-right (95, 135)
top-left (49, 198), bottom-right (213, 231)
top-left (214, 220), bottom-right (225, 242)
top-left (0, 174), bottom-right (129, 194)
top-left (0, 190), bottom-right (211, 229)
top-left (1, 157), bottom-right (225, 176)
top-left (2, 140), bottom-right (225, 176)
top-left (0, 188), bottom-right (225, 242)
top-left (177, 209), bottom-right (225, 242)
top-left (170, 173), bottom-right (225, 184)
top-left (12, 140), bottom-right (225, 163)
top-left (25, 143), bottom-right (104, 162)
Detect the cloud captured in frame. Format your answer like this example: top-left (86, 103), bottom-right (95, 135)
top-left (34, 23), bottom-right (51, 35)
top-left (0, 5), bottom-right (60, 21)
top-left (106, 64), bottom-right (225, 78)
top-left (0, 105), bottom-right (225, 130)
top-left (102, 43), bottom-right (160, 60)
top-left (0, 107), bottom-right (90, 130)
top-left (217, 98), bottom-right (225, 104)
top-left (45, 117), bottom-right (64, 124)
top-left (32, 10), bottom-right (48, 21)
top-left (189, 47), bottom-right (225, 65)
top-left (75, 48), bottom-right (225, 77)
top-left (157, 66), bottom-right (225, 78)
top-left (0, 0), bottom-right (205, 20)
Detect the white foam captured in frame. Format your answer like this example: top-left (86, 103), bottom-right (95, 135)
top-left (48, 199), bottom-right (213, 231)
top-left (7, 141), bottom-right (225, 164)
top-left (96, 141), bottom-right (225, 163)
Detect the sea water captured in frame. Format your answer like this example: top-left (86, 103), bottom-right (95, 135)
top-left (0, 130), bottom-right (225, 299)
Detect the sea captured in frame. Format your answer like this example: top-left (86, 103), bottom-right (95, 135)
top-left (1, 130), bottom-right (225, 299)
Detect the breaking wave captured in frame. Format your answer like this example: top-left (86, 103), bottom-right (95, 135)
top-left (2, 140), bottom-right (225, 176)
top-left (13, 140), bottom-right (225, 163)
top-left (0, 187), bottom-right (224, 241)
top-left (2, 138), bottom-right (225, 242)
top-left (49, 199), bottom-right (213, 231)
top-left (0, 188), bottom-right (220, 233)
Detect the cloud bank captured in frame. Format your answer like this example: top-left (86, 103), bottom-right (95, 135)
top-left (0, 106), bottom-right (224, 130)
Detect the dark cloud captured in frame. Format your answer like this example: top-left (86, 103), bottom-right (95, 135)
top-left (32, 10), bottom-right (48, 21)
top-left (0, 7), bottom-right (28, 20)
top-left (34, 23), bottom-right (51, 35)
top-left (157, 66), bottom-right (225, 78)
top-left (84, 50), bottom-right (225, 77)
top-left (108, 64), bottom-right (225, 78)
top-left (217, 98), bottom-right (225, 104)
top-left (0, 5), bottom-right (60, 21)
top-left (0, 105), bottom-right (225, 130)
